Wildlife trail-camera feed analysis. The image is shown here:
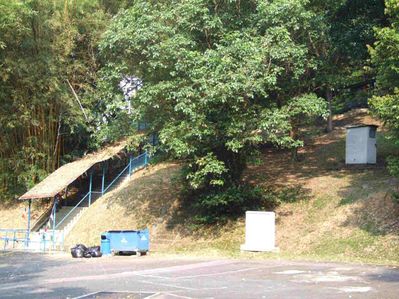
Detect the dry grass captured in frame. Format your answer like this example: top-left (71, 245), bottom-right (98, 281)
top-left (7, 108), bottom-right (399, 265)
top-left (64, 162), bottom-right (183, 248)
top-left (241, 108), bottom-right (399, 265)
top-left (0, 201), bottom-right (50, 229)
top-left (65, 109), bottom-right (399, 265)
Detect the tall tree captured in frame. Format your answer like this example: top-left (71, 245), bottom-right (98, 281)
top-left (308, 0), bottom-right (386, 131)
top-left (369, 0), bottom-right (399, 177)
top-left (99, 0), bottom-right (327, 195)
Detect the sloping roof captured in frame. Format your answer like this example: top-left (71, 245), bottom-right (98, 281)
top-left (19, 141), bottom-right (127, 200)
top-left (346, 124), bottom-right (379, 129)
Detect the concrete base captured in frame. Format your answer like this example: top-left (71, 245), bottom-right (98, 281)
top-left (240, 244), bottom-right (279, 253)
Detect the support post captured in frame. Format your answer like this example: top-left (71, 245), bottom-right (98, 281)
top-left (101, 163), bottom-right (106, 195)
top-left (64, 186), bottom-right (68, 206)
top-left (26, 199), bottom-right (32, 248)
top-left (89, 170), bottom-right (93, 206)
top-left (144, 151), bottom-right (148, 166)
top-left (52, 197), bottom-right (57, 250)
top-left (3, 231), bottom-right (7, 250)
top-left (128, 155), bottom-right (133, 177)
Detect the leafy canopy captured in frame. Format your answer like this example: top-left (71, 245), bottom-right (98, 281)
top-left (369, 0), bottom-right (399, 177)
top-left (99, 0), bottom-right (327, 191)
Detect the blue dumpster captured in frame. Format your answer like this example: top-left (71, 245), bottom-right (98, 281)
top-left (102, 229), bottom-right (149, 255)
top-left (100, 234), bottom-right (111, 256)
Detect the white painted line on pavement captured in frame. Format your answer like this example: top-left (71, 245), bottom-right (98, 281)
top-left (162, 292), bottom-right (194, 299)
top-left (274, 270), bottom-right (306, 275)
top-left (135, 279), bottom-right (197, 291)
top-left (43, 260), bottom-right (234, 284)
top-left (0, 284), bottom-right (31, 291)
top-left (143, 293), bottom-right (162, 299)
top-left (173, 267), bottom-right (262, 279)
top-left (337, 286), bottom-right (374, 293)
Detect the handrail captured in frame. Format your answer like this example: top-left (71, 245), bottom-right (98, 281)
top-left (55, 191), bottom-right (90, 229)
top-left (103, 163), bottom-right (130, 193)
top-left (0, 229), bottom-right (28, 232)
top-left (3, 152), bottom-right (149, 251)
top-left (54, 151), bottom-right (148, 230)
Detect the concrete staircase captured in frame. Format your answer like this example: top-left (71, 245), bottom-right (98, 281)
top-left (28, 206), bottom-right (88, 251)
top-left (55, 206), bottom-right (88, 235)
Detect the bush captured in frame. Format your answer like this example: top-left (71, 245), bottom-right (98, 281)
top-left (193, 185), bottom-right (271, 224)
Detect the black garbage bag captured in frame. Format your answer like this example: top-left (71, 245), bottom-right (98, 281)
top-left (71, 246), bottom-right (84, 258)
top-left (71, 244), bottom-right (88, 258)
top-left (87, 246), bottom-right (102, 258)
top-left (75, 244), bottom-right (88, 251)
top-left (71, 244), bottom-right (102, 258)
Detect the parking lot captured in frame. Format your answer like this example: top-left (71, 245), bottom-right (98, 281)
top-left (0, 252), bottom-right (398, 298)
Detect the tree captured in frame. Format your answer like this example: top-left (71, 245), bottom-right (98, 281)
top-left (369, 0), bottom-right (399, 177)
top-left (307, 0), bottom-right (386, 131)
top-left (99, 0), bottom-right (327, 197)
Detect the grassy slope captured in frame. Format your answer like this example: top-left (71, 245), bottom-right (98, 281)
top-left (239, 109), bottom-right (399, 264)
top-left (0, 201), bottom-right (49, 229)
top-left (64, 109), bottom-right (399, 264)
top-left (64, 163), bottom-right (183, 248)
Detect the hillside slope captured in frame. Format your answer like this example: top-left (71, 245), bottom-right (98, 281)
top-left (64, 109), bottom-right (399, 264)
top-left (64, 163), bottom-right (183, 248)
top-left (0, 201), bottom-right (49, 229)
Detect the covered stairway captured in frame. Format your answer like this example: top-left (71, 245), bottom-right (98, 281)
top-left (16, 140), bottom-right (149, 251)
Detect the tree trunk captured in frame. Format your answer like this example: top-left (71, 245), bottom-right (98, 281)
top-left (290, 123), bottom-right (299, 162)
top-left (326, 89), bottom-right (333, 132)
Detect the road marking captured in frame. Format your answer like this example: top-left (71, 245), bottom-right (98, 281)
top-left (173, 267), bottom-right (262, 279)
top-left (143, 293), bottom-right (162, 299)
top-left (44, 260), bottom-right (234, 284)
top-left (337, 286), bottom-right (373, 293)
top-left (71, 291), bottom-right (101, 299)
top-left (0, 284), bottom-right (31, 291)
top-left (72, 291), bottom-right (157, 299)
top-left (135, 280), bottom-right (197, 291)
top-left (274, 270), bottom-right (306, 275)
top-left (162, 293), bottom-right (194, 299)
top-left (293, 272), bottom-right (360, 283)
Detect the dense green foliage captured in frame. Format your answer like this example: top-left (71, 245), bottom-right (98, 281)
top-left (99, 1), bottom-right (327, 194)
top-left (0, 0), bottom-right (396, 219)
top-left (369, 0), bottom-right (399, 178)
top-left (0, 0), bottom-right (126, 200)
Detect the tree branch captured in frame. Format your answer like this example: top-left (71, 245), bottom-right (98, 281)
top-left (66, 79), bottom-right (89, 121)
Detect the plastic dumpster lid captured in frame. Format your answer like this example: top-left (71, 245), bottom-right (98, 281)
top-left (107, 230), bottom-right (139, 233)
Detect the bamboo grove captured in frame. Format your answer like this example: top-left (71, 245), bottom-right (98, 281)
top-left (0, 0), bottom-right (124, 200)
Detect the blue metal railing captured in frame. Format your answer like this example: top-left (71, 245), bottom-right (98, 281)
top-left (103, 163), bottom-right (131, 193)
top-left (55, 151), bottom-right (149, 231)
top-left (1, 228), bottom-right (61, 252)
top-left (0, 229), bottom-right (29, 250)
top-left (55, 191), bottom-right (91, 229)
top-left (1, 152), bottom-right (149, 252)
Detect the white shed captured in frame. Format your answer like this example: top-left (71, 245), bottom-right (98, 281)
top-left (345, 124), bottom-right (378, 164)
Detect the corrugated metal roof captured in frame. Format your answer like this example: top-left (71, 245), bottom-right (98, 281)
top-left (19, 141), bottom-right (127, 200)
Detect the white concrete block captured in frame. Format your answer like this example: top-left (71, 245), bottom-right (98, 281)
top-left (240, 211), bottom-right (277, 252)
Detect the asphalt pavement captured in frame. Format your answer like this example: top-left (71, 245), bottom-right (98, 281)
top-left (0, 252), bottom-right (398, 298)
